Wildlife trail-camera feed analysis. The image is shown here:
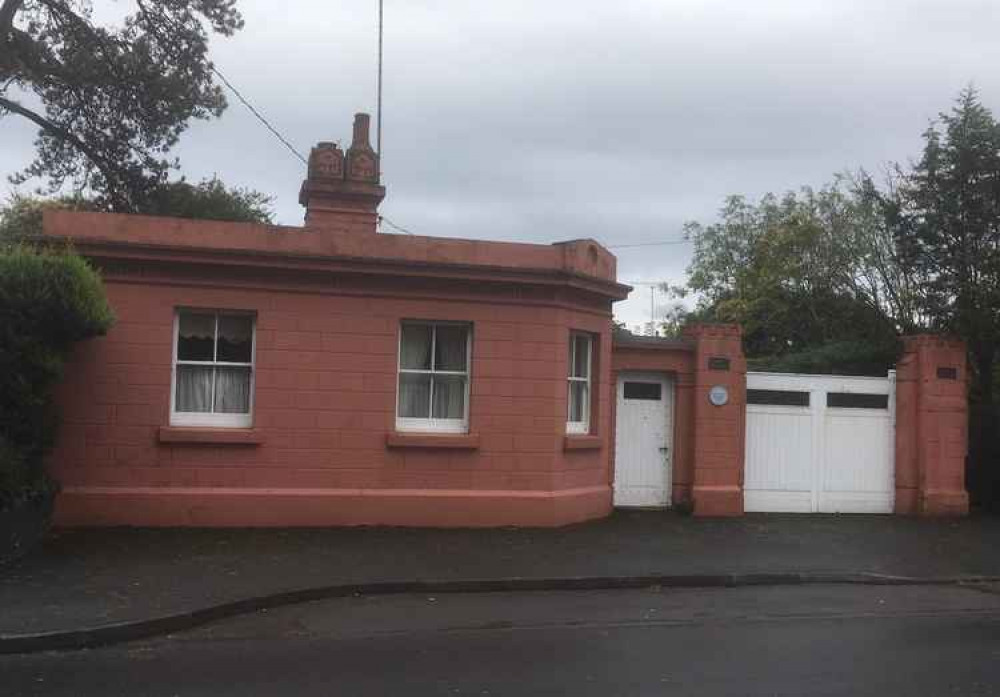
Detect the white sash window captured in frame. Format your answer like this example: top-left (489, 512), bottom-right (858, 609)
top-left (171, 310), bottom-right (255, 428)
top-left (567, 332), bottom-right (592, 434)
top-left (396, 322), bottom-right (471, 433)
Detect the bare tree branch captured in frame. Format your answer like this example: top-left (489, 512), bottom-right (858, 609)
top-left (3, 0), bottom-right (244, 211)
top-left (0, 0), bottom-right (23, 35)
top-left (0, 94), bottom-right (124, 205)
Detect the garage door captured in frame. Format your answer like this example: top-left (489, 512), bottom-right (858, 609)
top-left (744, 372), bottom-right (895, 513)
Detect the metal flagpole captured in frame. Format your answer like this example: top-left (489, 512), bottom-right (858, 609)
top-left (650, 287), bottom-right (655, 334)
top-left (377, 0), bottom-right (383, 158)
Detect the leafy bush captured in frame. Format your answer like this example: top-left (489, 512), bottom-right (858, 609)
top-left (0, 246), bottom-right (114, 510)
top-left (140, 177), bottom-right (274, 224)
top-left (0, 177), bottom-right (273, 247)
top-left (0, 194), bottom-right (97, 246)
top-left (747, 339), bottom-right (900, 377)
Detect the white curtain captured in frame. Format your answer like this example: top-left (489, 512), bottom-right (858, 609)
top-left (217, 315), bottom-right (253, 363)
top-left (400, 325), bottom-right (432, 370)
top-left (399, 324), bottom-right (467, 420)
top-left (432, 375), bottom-right (466, 419)
top-left (176, 366), bottom-right (213, 412)
top-left (215, 367), bottom-right (251, 413)
top-left (568, 381), bottom-right (588, 422)
top-left (434, 326), bottom-right (467, 371)
top-left (398, 373), bottom-right (431, 418)
top-left (176, 366), bottom-right (251, 414)
top-left (571, 335), bottom-right (590, 378)
top-left (178, 314), bottom-right (216, 361)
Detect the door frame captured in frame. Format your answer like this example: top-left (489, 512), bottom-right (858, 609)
top-left (613, 371), bottom-right (674, 508)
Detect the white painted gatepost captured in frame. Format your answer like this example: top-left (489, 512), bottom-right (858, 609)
top-left (743, 371), bottom-right (896, 514)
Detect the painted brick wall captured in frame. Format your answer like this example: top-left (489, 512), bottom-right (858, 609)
top-left (680, 324), bottom-right (746, 516)
top-left (43, 110), bottom-right (629, 528)
top-left (610, 326), bottom-right (745, 515)
top-left (894, 335), bottom-right (969, 516)
top-left (610, 342), bottom-right (696, 507)
top-left (50, 275), bottom-right (616, 527)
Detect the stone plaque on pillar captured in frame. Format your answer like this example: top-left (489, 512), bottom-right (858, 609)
top-left (937, 366), bottom-right (958, 380)
top-left (708, 357), bottom-right (731, 371)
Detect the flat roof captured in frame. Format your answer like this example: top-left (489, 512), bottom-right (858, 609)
top-left (43, 211), bottom-right (632, 301)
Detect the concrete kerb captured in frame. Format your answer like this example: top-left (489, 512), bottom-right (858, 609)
top-left (3, 571), bottom-right (999, 655)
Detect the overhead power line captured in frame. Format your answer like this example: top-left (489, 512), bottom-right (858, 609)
top-left (210, 66), bottom-right (307, 165)
top-left (380, 215), bottom-right (415, 235)
top-left (144, 7), bottom-right (307, 165)
top-left (68, 6), bottom-right (308, 168)
top-left (606, 239), bottom-right (691, 249)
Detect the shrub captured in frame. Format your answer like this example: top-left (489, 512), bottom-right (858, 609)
top-left (140, 177), bottom-right (274, 224)
top-left (0, 178), bottom-right (273, 246)
top-left (747, 339), bottom-right (901, 377)
top-left (0, 245), bottom-right (114, 510)
top-left (0, 194), bottom-right (96, 246)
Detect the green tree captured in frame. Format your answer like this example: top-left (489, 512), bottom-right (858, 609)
top-left (886, 87), bottom-right (1000, 507)
top-left (140, 176), bottom-right (272, 224)
top-left (0, 193), bottom-right (95, 246)
top-left (0, 244), bottom-right (114, 509)
top-left (896, 87), bottom-right (1000, 402)
top-left (0, 178), bottom-right (273, 245)
top-left (1, 0), bottom-right (244, 212)
top-left (680, 179), bottom-right (911, 372)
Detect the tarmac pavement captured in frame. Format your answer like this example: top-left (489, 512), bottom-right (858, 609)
top-left (1, 510), bottom-right (999, 646)
top-left (4, 584), bottom-right (1000, 696)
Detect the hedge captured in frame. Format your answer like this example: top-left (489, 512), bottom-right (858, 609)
top-left (0, 245), bottom-right (114, 510)
top-left (747, 339), bottom-right (901, 377)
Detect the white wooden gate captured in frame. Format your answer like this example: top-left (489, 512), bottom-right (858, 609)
top-left (744, 372), bottom-right (895, 513)
top-left (614, 372), bottom-right (674, 507)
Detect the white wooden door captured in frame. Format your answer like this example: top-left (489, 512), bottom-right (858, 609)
top-left (614, 372), bottom-right (673, 507)
top-left (744, 372), bottom-right (895, 514)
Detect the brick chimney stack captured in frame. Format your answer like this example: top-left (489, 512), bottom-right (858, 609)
top-left (299, 113), bottom-right (385, 231)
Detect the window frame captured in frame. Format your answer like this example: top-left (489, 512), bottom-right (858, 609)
top-left (170, 309), bottom-right (256, 429)
top-left (395, 320), bottom-right (472, 434)
top-left (566, 331), bottom-right (593, 435)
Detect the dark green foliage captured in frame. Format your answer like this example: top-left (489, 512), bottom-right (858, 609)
top-left (0, 177), bottom-right (273, 246)
top-left (680, 179), bottom-right (911, 374)
top-left (0, 245), bottom-right (114, 509)
top-left (679, 87), bottom-right (1000, 505)
top-left (1, 0), bottom-right (245, 212)
top-left (0, 193), bottom-right (96, 245)
top-left (141, 177), bottom-right (273, 224)
top-left (748, 339), bottom-right (901, 377)
top-left (886, 87), bottom-right (1000, 509)
top-left (969, 404), bottom-right (1000, 511)
top-left (714, 287), bottom-right (897, 367)
top-left (895, 87), bottom-right (1000, 402)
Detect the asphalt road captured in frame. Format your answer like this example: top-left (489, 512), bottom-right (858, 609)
top-left (4, 584), bottom-right (1000, 696)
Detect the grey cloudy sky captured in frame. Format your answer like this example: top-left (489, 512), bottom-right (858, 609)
top-left (3, 0), bottom-right (999, 326)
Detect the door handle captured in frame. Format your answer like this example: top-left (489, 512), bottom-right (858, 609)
top-left (659, 447), bottom-right (669, 452)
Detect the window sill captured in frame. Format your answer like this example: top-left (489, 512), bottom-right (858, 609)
top-left (386, 432), bottom-right (480, 450)
top-left (158, 427), bottom-right (265, 446)
top-left (563, 435), bottom-right (603, 451)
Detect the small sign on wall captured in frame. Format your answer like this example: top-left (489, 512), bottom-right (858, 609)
top-left (937, 366), bottom-right (958, 380)
top-left (709, 385), bottom-right (730, 406)
top-left (708, 357), bottom-right (731, 371)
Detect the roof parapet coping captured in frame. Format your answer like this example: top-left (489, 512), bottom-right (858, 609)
top-left (41, 210), bottom-right (629, 298)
